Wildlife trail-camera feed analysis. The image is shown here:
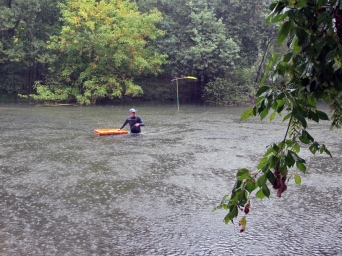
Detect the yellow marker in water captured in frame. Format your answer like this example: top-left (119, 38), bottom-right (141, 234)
top-left (186, 76), bottom-right (197, 80)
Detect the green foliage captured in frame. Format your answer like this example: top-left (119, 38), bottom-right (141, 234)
top-left (202, 67), bottom-right (258, 106)
top-left (0, 0), bottom-right (62, 95)
top-left (136, 0), bottom-right (276, 88)
top-left (26, 0), bottom-right (168, 105)
top-left (1, 0), bottom-right (278, 104)
top-left (134, 75), bottom-right (175, 101)
top-left (23, 81), bottom-right (78, 103)
top-left (216, 0), bottom-right (342, 231)
top-left (218, 0), bottom-right (277, 66)
top-left (177, 1), bottom-right (240, 81)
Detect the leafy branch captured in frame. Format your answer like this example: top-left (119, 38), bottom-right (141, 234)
top-left (215, 0), bottom-right (341, 232)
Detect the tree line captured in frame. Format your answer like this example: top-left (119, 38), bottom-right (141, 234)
top-left (0, 0), bottom-right (277, 105)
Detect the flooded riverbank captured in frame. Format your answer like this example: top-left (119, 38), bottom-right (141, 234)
top-left (0, 103), bottom-right (341, 255)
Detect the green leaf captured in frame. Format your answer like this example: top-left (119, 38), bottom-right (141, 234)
top-left (229, 191), bottom-right (240, 205)
top-left (266, 1), bottom-right (284, 24)
top-left (237, 168), bottom-right (250, 181)
top-left (272, 143), bottom-right (280, 152)
top-left (270, 10), bottom-right (289, 23)
top-left (301, 62), bottom-right (313, 77)
top-left (269, 155), bottom-right (280, 169)
top-left (238, 191), bottom-right (248, 206)
top-left (293, 107), bottom-right (308, 128)
top-left (270, 112), bottom-right (276, 121)
top-left (283, 112), bottom-right (292, 122)
top-left (266, 170), bottom-right (275, 184)
top-left (257, 156), bottom-right (268, 169)
top-left (231, 204), bottom-right (238, 218)
top-left (256, 189), bottom-right (265, 199)
top-left (292, 37), bottom-right (301, 54)
top-left (285, 151), bottom-right (295, 167)
top-left (260, 107), bottom-right (269, 120)
top-left (256, 86), bottom-right (270, 96)
top-left (291, 152), bottom-right (305, 163)
top-left (299, 136), bottom-right (311, 144)
top-left (261, 162), bottom-right (270, 173)
top-left (283, 52), bottom-right (293, 62)
top-left (233, 180), bottom-right (242, 191)
top-left (264, 146), bottom-right (276, 156)
top-left (276, 98), bottom-right (286, 110)
top-left (279, 164), bottom-right (288, 174)
top-left (253, 106), bottom-right (257, 116)
top-left (294, 173), bottom-right (302, 185)
top-left (296, 28), bottom-right (309, 47)
top-left (277, 61), bottom-right (288, 77)
top-left (317, 9), bottom-right (329, 23)
top-left (296, 161), bottom-right (306, 173)
top-left (278, 141), bottom-right (285, 150)
top-left (292, 143), bottom-right (301, 153)
top-left (295, 0), bottom-right (308, 7)
top-left (245, 180), bottom-right (257, 193)
top-left (287, 32), bottom-right (296, 48)
top-left (261, 54), bottom-right (278, 85)
top-left (257, 96), bottom-right (265, 104)
top-left (257, 174), bottom-right (267, 187)
top-left (309, 143), bottom-right (318, 154)
top-left (278, 21), bottom-right (292, 45)
top-left (213, 194), bottom-right (229, 211)
top-left (320, 144), bottom-right (332, 157)
top-left (262, 185), bottom-right (271, 198)
top-left (237, 168), bottom-right (249, 177)
top-left (316, 110), bottom-right (329, 120)
top-left (224, 212), bottom-right (232, 224)
top-left (314, 36), bottom-right (326, 55)
top-left (240, 108), bottom-right (254, 121)
top-left (326, 49), bottom-right (337, 63)
top-left (302, 130), bottom-right (314, 142)
top-left (308, 110), bottom-right (319, 123)
top-left (285, 139), bottom-right (293, 147)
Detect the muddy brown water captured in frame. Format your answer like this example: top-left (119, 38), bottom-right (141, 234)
top-left (0, 103), bottom-right (341, 255)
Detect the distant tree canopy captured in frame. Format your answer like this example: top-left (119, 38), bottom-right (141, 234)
top-left (135, 0), bottom-right (276, 105)
top-left (37, 0), bottom-right (168, 105)
top-left (0, 0), bottom-right (61, 95)
top-left (1, 0), bottom-right (277, 104)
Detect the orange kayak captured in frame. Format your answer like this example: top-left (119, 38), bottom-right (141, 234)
top-left (94, 128), bottom-right (128, 136)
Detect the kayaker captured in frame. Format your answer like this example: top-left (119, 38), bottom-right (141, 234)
top-left (118, 108), bottom-right (145, 133)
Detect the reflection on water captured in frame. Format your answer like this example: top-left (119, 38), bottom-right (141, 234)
top-left (0, 103), bottom-right (341, 255)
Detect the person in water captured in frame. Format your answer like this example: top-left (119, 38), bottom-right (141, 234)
top-left (118, 108), bottom-right (145, 133)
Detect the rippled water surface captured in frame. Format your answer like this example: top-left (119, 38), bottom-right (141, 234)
top-left (0, 103), bottom-right (341, 255)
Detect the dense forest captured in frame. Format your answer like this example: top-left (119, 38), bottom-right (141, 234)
top-left (0, 0), bottom-right (278, 105)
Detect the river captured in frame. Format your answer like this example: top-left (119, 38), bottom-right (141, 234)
top-left (0, 103), bottom-right (341, 255)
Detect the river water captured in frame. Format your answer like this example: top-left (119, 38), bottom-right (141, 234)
top-left (0, 103), bottom-right (341, 255)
